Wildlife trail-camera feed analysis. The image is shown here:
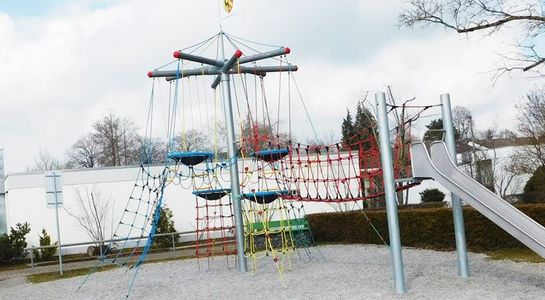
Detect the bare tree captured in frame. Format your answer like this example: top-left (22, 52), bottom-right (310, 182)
top-left (173, 129), bottom-right (211, 152)
top-left (65, 187), bottom-right (111, 254)
top-left (470, 121), bottom-right (525, 197)
top-left (515, 87), bottom-right (545, 172)
top-left (239, 118), bottom-right (290, 153)
top-left (92, 113), bottom-right (141, 166)
top-left (304, 129), bottom-right (339, 147)
top-left (386, 87), bottom-right (417, 205)
top-left (497, 129), bottom-right (518, 139)
top-left (495, 156), bottom-right (524, 199)
top-left (28, 149), bottom-right (62, 171)
top-left (67, 135), bottom-right (99, 168)
top-left (452, 106), bottom-right (474, 142)
top-left (67, 113), bottom-right (167, 168)
top-left (141, 137), bottom-right (167, 165)
top-left (400, 0), bottom-right (545, 78)
top-left (479, 128), bottom-right (498, 140)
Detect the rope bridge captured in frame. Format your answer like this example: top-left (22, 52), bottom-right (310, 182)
top-left (241, 127), bottom-right (415, 204)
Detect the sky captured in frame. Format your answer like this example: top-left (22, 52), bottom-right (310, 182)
top-left (0, 0), bottom-right (541, 173)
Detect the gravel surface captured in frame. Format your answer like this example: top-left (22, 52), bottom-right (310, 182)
top-left (1, 244), bottom-right (545, 299)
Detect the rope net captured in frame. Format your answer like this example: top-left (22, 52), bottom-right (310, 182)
top-left (168, 156), bottom-right (238, 261)
top-left (239, 126), bottom-right (415, 205)
top-left (194, 194), bottom-right (236, 258)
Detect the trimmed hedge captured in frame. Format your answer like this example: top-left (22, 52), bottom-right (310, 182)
top-left (307, 204), bottom-right (545, 252)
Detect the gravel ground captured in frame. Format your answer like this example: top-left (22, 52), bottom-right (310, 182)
top-left (1, 244), bottom-right (545, 299)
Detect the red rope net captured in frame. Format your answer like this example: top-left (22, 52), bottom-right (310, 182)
top-left (242, 126), bottom-right (416, 204)
top-left (194, 195), bottom-right (237, 258)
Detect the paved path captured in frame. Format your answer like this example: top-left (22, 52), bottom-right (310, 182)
top-left (0, 247), bottom-right (196, 289)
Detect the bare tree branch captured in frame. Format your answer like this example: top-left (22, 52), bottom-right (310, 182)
top-left (67, 135), bottom-right (99, 168)
top-left (65, 187), bottom-right (111, 247)
top-left (400, 0), bottom-right (545, 77)
top-left (27, 149), bottom-right (62, 171)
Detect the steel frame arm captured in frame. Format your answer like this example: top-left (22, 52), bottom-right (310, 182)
top-left (238, 47), bottom-right (290, 64)
top-left (172, 51), bottom-right (224, 67)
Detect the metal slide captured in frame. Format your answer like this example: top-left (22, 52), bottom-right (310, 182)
top-left (411, 141), bottom-right (545, 258)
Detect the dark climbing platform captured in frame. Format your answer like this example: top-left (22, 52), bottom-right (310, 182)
top-left (241, 190), bottom-right (289, 204)
top-left (252, 148), bottom-right (289, 162)
top-left (168, 151), bottom-right (213, 166)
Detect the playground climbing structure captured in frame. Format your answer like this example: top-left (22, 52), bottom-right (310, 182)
top-left (78, 32), bottom-right (425, 297)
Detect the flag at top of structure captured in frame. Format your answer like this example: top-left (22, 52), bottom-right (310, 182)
top-left (224, 0), bottom-right (233, 13)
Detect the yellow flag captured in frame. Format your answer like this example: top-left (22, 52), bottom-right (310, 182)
top-left (224, 0), bottom-right (233, 13)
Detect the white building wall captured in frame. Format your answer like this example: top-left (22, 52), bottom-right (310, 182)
top-left (6, 166), bottom-right (200, 251)
top-left (9, 146), bottom-right (498, 253)
top-left (4, 159), bottom-right (340, 253)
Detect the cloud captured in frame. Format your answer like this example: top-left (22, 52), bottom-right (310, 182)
top-left (0, 0), bottom-right (538, 172)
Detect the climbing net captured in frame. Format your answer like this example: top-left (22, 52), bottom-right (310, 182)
top-left (77, 164), bottom-right (170, 295)
top-left (171, 158), bottom-right (237, 266)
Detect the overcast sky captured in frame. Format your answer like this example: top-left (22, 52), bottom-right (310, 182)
top-left (0, 0), bottom-right (540, 173)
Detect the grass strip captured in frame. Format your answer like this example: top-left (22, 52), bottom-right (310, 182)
top-left (485, 248), bottom-right (545, 263)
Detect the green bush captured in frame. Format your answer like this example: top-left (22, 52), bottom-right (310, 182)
top-left (522, 166), bottom-right (545, 203)
top-left (419, 188), bottom-right (446, 203)
top-left (38, 229), bottom-right (57, 261)
top-left (307, 204), bottom-right (545, 252)
top-left (0, 222), bottom-right (31, 262)
top-left (153, 206), bottom-right (178, 248)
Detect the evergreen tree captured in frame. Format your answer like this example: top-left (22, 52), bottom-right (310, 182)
top-left (522, 166), bottom-right (545, 203)
top-left (341, 101), bottom-right (376, 150)
top-left (0, 222), bottom-right (31, 261)
top-left (341, 110), bottom-right (355, 148)
top-left (153, 207), bottom-right (179, 248)
top-left (423, 118), bottom-right (460, 142)
top-left (353, 101), bottom-right (377, 150)
top-left (419, 188), bottom-right (446, 203)
top-left (38, 229), bottom-right (57, 260)
top-left (423, 119), bottom-right (444, 142)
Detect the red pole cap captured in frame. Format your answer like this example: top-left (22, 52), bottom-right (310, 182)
top-left (173, 51), bottom-right (181, 59)
top-left (147, 71), bottom-right (153, 78)
top-left (235, 49), bottom-right (243, 57)
top-left (284, 47), bottom-right (291, 54)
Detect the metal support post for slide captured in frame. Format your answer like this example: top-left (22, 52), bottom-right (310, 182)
top-left (440, 93), bottom-right (470, 278)
top-left (376, 92), bottom-right (406, 294)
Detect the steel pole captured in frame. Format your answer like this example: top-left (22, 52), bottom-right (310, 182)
top-left (376, 92), bottom-right (405, 294)
top-left (30, 247), bottom-right (34, 271)
top-left (221, 72), bottom-right (248, 272)
top-left (440, 93), bottom-right (470, 278)
top-left (0, 149), bottom-right (6, 235)
top-left (53, 174), bottom-right (63, 276)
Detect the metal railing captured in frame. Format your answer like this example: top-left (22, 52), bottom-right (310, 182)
top-left (25, 230), bottom-right (196, 274)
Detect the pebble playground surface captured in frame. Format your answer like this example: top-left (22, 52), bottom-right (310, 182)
top-left (1, 244), bottom-right (545, 299)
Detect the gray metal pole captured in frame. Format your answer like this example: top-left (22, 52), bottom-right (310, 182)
top-left (440, 93), bottom-right (470, 278)
top-left (219, 32), bottom-right (248, 272)
top-left (220, 72), bottom-right (247, 272)
top-left (30, 247), bottom-right (34, 271)
top-left (171, 234), bottom-right (176, 258)
top-left (53, 173), bottom-right (63, 276)
top-left (0, 149), bottom-right (6, 235)
top-left (376, 92), bottom-right (405, 294)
